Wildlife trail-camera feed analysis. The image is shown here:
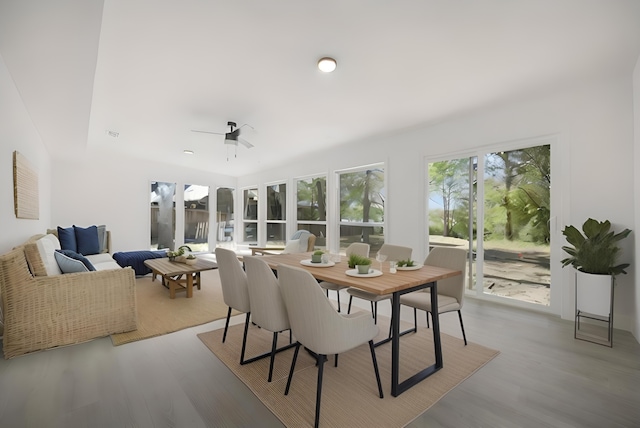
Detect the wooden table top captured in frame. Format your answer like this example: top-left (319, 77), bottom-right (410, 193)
top-left (144, 257), bottom-right (217, 276)
top-left (260, 252), bottom-right (460, 295)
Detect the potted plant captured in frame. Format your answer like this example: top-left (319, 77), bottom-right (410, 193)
top-left (311, 250), bottom-right (324, 263)
top-left (348, 254), bottom-right (371, 271)
top-left (185, 254), bottom-right (197, 265)
top-left (561, 218), bottom-right (631, 319)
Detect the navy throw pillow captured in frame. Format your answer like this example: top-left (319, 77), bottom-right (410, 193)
top-left (57, 226), bottom-right (78, 252)
top-left (74, 225), bottom-right (100, 256)
top-left (56, 249), bottom-right (96, 271)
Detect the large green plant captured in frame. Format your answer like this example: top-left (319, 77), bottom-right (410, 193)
top-left (561, 218), bottom-right (631, 275)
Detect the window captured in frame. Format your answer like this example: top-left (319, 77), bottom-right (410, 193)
top-left (266, 183), bottom-right (286, 246)
top-left (242, 187), bottom-right (258, 243)
top-left (216, 187), bottom-right (234, 249)
top-left (150, 181), bottom-right (176, 250)
top-left (183, 184), bottom-right (210, 252)
top-left (338, 165), bottom-right (385, 254)
top-left (296, 175), bottom-right (327, 249)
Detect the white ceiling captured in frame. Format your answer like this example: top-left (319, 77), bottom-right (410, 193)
top-left (2, 0), bottom-right (640, 177)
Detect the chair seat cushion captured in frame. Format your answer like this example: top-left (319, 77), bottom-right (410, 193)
top-left (319, 281), bottom-right (348, 291)
top-left (347, 287), bottom-right (391, 302)
top-left (400, 292), bottom-right (460, 313)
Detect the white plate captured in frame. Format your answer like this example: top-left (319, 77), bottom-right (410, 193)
top-left (300, 259), bottom-right (335, 267)
top-left (345, 269), bottom-right (383, 278)
top-left (395, 264), bottom-right (423, 271)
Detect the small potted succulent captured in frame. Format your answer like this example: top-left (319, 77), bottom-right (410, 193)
top-left (348, 254), bottom-right (371, 273)
top-left (185, 254), bottom-right (197, 265)
top-left (311, 250), bottom-right (324, 263)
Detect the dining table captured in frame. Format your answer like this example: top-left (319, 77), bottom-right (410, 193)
top-left (260, 251), bottom-right (462, 397)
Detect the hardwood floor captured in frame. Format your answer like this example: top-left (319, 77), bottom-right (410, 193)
top-left (1, 293), bottom-right (638, 428)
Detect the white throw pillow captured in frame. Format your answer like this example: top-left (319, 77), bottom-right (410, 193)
top-left (282, 239), bottom-right (301, 254)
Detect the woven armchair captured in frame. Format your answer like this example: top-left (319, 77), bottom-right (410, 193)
top-left (0, 238), bottom-right (137, 359)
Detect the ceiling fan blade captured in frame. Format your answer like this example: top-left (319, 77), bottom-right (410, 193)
top-left (238, 138), bottom-right (254, 148)
top-left (191, 129), bottom-right (224, 135)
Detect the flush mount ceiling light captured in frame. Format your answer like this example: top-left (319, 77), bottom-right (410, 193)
top-left (183, 149), bottom-right (194, 155)
top-left (317, 57), bottom-right (337, 73)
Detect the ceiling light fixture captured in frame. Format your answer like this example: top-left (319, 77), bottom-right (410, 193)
top-left (318, 57), bottom-right (337, 73)
top-left (183, 149), bottom-right (194, 155)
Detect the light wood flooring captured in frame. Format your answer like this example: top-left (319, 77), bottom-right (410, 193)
top-left (1, 289), bottom-right (639, 428)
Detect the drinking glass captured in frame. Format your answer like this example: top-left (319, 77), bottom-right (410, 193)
top-left (375, 252), bottom-right (387, 272)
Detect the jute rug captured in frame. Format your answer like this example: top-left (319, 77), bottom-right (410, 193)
top-left (198, 319), bottom-right (499, 427)
top-left (111, 269), bottom-right (234, 345)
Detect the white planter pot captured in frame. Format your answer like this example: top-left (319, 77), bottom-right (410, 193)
top-left (575, 270), bottom-right (613, 317)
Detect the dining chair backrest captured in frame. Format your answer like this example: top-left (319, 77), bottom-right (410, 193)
top-left (243, 255), bottom-right (289, 333)
top-left (346, 242), bottom-right (370, 258)
top-left (424, 246), bottom-right (467, 305)
top-left (378, 244), bottom-right (412, 262)
top-left (215, 247), bottom-right (250, 313)
top-left (279, 264), bottom-right (377, 355)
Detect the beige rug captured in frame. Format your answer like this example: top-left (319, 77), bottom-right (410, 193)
top-left (198, 319), bottom-right (499, 427)
top-left (111, 269), bottom-right (234, 345)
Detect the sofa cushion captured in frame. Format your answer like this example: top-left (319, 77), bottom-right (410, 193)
top-left (61, 249), bottom-right (97, 271)
top-left (54, 250), bottom-right (95, 273)
top-left (24, 234), bottom-right (62, 277)
top-left (97, 224), bottom-right (108, 253)
top-left (74, 225), bottom-right (100, 256)
top-left (57, 226), bottom-right (78, 252)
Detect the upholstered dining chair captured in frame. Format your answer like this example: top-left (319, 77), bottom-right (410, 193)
top-left (243, 255), bottom-right (296, 381)
top-left (347, 243), bottom-right (413, 323)
top-left (399, 246), bottom-right (468, 345)
top-left (215, 247), bottom-right (252, 364)
top-left (278, 264), bottom-right (384, 428)
top-left (318, 242), bottom-right (370, 312)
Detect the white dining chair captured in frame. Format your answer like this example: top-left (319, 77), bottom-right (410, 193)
top-left (278, 264), bottom-right (383, 428)
top-left (318, 242), bottom-right (369, 312)
top-left (399, 246), bottom-right (468, 345)
top-left (243, 255), bottom-right (295, 381)
top-left (347, 243), bottom-right (413, 323)
top-left (215, 247), bottom-right (252, 364)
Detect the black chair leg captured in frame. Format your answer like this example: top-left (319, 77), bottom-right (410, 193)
top-left (347, 296), bottom-right (353, 314)
top-left (314, 354), bottom-right (326, 428)
top-left (285, 342), bottom-right (301, 395)
top-left (268, 332), bottom-right (279, 382)
top-left (458, 310), bottom-right (468, 345)
top-left (426, 311), bottom-right (430, 328)
top-left (239, 312), bottom-right (251, 364)
top-left (222, 306), bottom-right (232, 343)
top-left (370, 301), bottom-right (375, 320)
top-left (334, 354), bottom-right (338, 367)
top-left (413, 308), bottom-right (418, 332)
top-left (336, 291), bottom-right (341, 313)
top-left (368, 340), bottom-right (384, 399)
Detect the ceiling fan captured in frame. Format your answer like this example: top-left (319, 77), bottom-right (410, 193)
top-left (191, 121), bottom-right (254, 148)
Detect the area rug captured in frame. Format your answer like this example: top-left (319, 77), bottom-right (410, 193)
top-left (198, 319), bottom-right (499, 427)
top-left (111, 269), bottom-right (235, 345)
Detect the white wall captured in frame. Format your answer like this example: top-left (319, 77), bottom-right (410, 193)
top-left (51, 149), bottom-right (237, 253)
top-left (0, 53), bottom-right (52, 253)
top-left (633, 55), bottom-right (640, 341)
top-left (239, 75), bottom-right (637, 333)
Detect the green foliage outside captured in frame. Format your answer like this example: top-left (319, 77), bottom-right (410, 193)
top-left (297, 177), bottom-right (326, 221)
top-left (429, 144), bottom-right (550, 246)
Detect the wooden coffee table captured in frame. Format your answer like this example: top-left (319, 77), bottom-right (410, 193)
top-left (144, 258), bottom-right (217, 299)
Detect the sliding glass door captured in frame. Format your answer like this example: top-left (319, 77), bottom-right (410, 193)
top-left (428, 142), bottom-right (551, 307)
